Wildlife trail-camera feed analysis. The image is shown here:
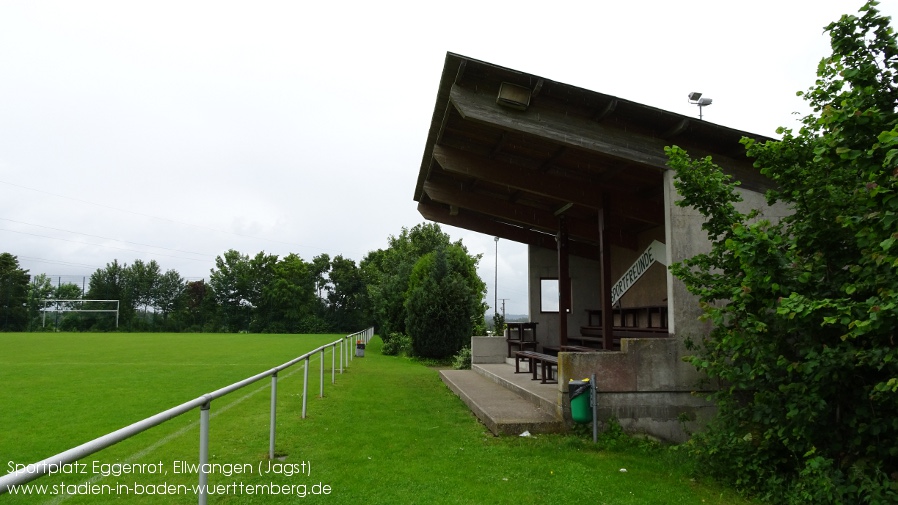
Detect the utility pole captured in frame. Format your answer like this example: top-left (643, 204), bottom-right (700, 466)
top-left (494, 237), bottom-right (499, 314)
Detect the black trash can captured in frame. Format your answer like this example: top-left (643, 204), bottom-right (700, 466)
top-left (355, 341), bottom-right (365, 357)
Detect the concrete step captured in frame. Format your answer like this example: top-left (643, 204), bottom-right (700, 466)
top-left (474, 362), bottom-right (559, 415)
top-left (440, 369), bottom-right (564, 436)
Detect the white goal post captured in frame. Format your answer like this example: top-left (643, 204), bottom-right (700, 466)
top-left (42, 299), bottom-right (120, 328)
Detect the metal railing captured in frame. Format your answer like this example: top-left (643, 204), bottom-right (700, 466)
top-left (0, 327), bottom-right (374, 503)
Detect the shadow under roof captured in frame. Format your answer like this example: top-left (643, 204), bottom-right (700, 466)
top-left (414, 52), bottom-right (772, 258)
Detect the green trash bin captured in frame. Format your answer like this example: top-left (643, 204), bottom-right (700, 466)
top-left (569, 378), bottom-right (592, 424)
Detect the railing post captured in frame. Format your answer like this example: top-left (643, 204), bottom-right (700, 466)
top-left (319, 349), bottom-right (325, 398)
top-left (331, 343), bottom-right (336, 384)
top-left (0, 334), bottom-right (358, 497)
top-left (198, 400), bottom-right (211, 505)
top-left (302, 358), bottom-right (309, 419)
top-left (269, 372), bottom-right (277, 460)
top-left (591, 372), bottom-right (598, 444)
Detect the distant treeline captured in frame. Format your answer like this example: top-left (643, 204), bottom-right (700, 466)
top-left (0, 224), bottom-right (488, 353)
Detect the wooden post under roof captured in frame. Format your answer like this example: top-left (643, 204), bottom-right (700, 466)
top-left (599, 200), bottom-right (614, 349)
top-left (558, 216), bottom-right (570, 347)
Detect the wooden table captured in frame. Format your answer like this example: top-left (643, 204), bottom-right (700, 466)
top-left (506, 322), bottom-right (538, 358)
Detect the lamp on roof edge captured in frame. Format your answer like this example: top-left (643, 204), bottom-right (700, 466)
top-left (687, 91), bottom-right (712, 120)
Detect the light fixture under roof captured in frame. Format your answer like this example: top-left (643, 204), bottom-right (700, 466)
top-left (497, 82), bottom-right (531, 110)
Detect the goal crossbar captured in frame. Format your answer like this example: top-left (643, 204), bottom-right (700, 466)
top-left (42, 299), bottom-right (120, 328)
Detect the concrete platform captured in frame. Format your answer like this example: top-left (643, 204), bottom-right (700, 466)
top-left (439, 362), bottom-right (564, 436)
top-left (473, 361), bottom-right (559, 414)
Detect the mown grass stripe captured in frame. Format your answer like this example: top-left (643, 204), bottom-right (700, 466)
top-left (44, 361), bottom-right (312, 505)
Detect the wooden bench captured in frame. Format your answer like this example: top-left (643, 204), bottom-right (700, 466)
top-left (567, 335), bottom-right (614, 348)
top-left (586, 306), bottom-right (668, 328)
top-left (513, 351), bottom-right (558, 384)
top-left (542, 345), bottom-right (600, 356)
top-left (579, 326), bottom-right (670, 338)
top-left (572, 327), bottom-right (671, 349)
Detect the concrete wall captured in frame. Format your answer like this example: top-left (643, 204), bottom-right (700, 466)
top-left (556, 339), bottom-right (715, 442)
top-left (665, 170), bottom-right (791, 338)
top-left (470, 336), bottom-right (507, 364)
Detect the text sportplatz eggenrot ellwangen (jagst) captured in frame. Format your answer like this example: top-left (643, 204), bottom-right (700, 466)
top-left (9, 460), bottom-right (310, 478)
top-left (5, 459), bottom-right (333, 498)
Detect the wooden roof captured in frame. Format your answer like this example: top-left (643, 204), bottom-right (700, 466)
top-left (414, 53), bottom-right (771, 258)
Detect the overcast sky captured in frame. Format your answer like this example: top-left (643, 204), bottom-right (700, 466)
top-left (1, 1), bottom-right (894, 317)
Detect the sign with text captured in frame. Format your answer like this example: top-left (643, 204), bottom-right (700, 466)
top-left (611, 241), bottom-right (667, 306)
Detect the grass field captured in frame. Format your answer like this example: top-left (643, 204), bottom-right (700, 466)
top-left (1, 332), bottom-right (755, 504)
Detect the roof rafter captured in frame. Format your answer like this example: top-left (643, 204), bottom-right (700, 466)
top-left (418, 201), bottom-right (601, 258)
top-left (433, 144), bottom-right (663, 225)
top-left (450, 84), bottom-right (670, 170)
top-left (422, 180), bottom-right (637, 248)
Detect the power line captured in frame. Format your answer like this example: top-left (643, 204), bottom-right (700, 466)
top-left (15, 255), bottom-right (104, 271)
top-left (0, 217), bottom-right (210, 258)
top-left (0, 228), bottom-right (211, 263)
top-left (0, 178), bottom-right (343, 254)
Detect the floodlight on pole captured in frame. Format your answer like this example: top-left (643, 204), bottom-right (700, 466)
top-left (494, 236), bottom-right (499, 318)
top-left (688, 91), bottom-right (712, 120)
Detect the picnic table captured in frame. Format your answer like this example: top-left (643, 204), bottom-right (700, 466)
top-left (505, 322), bottom-right (538, 357)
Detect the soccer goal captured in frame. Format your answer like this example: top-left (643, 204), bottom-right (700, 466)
top-left (42, 299), bottom-right (120, 328)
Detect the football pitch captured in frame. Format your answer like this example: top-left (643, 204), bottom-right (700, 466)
top-left (1, 332), bottom-right (350, 504)
top-left (1, 332), bottom-right (759, 505)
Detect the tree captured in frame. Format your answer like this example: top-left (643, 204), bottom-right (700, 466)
top-left (326, 255), bottom-right (368, 332)
top-left (208, 250), bottom-right (253, 332)
top-left (310, 253), bottom-right (331, 300)
top-left (404, 244), bottom-right (486, 358)
top-left (0, 253), bottom-right (30, 331)
top-left (153, 269), bottom-right (184, 325)
top-left (246, 252), bottom-right (278, 332)
top-left (178, 279), bottom-right (215, 331)
top-left (27, 273), bottom-right (55, 328)
top-left (667, 2), bottom-right (898, 501)
top-left (52, 282), bottom-right (84, 330)
top-left (128, 259), bottom-right (162, 317)
top-left (262, 253), bottom-right (320, 333)
top-left (361, 223), bottom-right (457, 337)
top-left (86, 259), bottom-right (134, 329)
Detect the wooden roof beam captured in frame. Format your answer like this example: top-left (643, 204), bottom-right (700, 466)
top-left (593, 98), bottom-right (618, 122)
top-left (491, 131), bottom-right (508, 158)
top-left (435, 144), bottom-right (604, 208)
top-left (417, 201), bottom-right (600, 259)
top-left (662, 118), bottom-right (690, 139)
top-left (451, 85), bottom-right (670, 170)
top-left (433, 144), bottom-right (663, 225)
top-left (538, 146), bottom-right (567, 173)
top-left (423, 180), bottom-right (637, 248)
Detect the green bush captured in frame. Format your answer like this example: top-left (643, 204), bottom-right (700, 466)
top-left (381, 332), bottom-right (411, 356)
top-left (668, 3), bottom-right (898, 501)
top-left (452, 346), bottom-right (471, 370)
